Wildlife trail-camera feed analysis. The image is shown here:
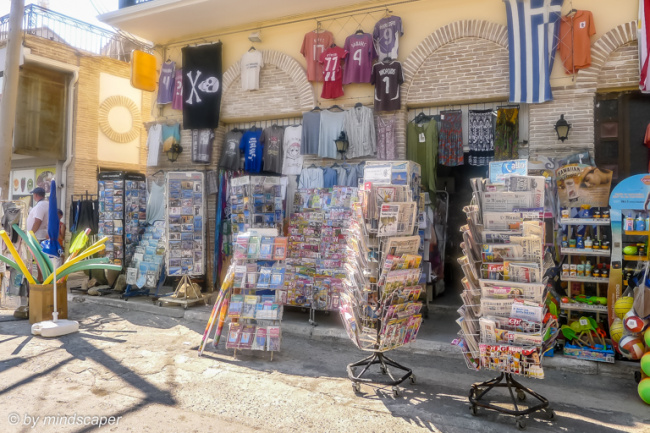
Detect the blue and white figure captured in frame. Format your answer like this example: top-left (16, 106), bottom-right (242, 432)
top-left (503, 0), bottom-right (564, 104)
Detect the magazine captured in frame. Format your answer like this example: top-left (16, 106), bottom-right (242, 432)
top-left (253, 327), bottom-right (267, 350)
top-left (225, 322), bottom-right (242, 349)
top-left (242, 295), bottom-right (259, 319)
top-left (228, 295), bottom-right (244, 318)
top-left (267, 326), bottom-right (281, 351)
top-left (239, 324), bottom-right (256, 349)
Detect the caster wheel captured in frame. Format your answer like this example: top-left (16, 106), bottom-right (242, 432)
top-left (158, 302), bottom-right (163, 307)
top-left (469, 404), bottom-right (478, 416)
top-left (409, 374), bottom-right (416, 385)
top-left (380, 366), bottom-right (388, 375)
top-left (545, 408), bottom-right (555, 420)
top-left (516, 390), bottom-right (526, 401)
top-left (352, 383), bottom-right (360, 394)
top-left (392, 386), bottom-right (399, 397)
top-left (635, 371), bottom-right (642, 384)
top-left (516, 417), bottom-right (526, 430)
top-left (183, 305), bottom-right (188, 310)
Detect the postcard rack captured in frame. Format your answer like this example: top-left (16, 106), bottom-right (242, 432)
top-left (454, 173), bottom-right (559, 430)
top-left (340, 183), bottom-right (423, 396)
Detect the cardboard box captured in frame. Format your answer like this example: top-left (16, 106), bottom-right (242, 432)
top-left (563, 342), bottom-right (615, 363)
top-left (29, 283), bottom-right (68, 324)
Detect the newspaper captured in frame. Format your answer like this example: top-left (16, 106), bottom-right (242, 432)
top-left (479, 279), bottom-right (545, 303)
top-left (510, 235), bottom-right (543, 264)
top-left (378, 202), bottom-right (417, 237)
top-left (482, 191), bottom-right (534, 212)
top-left (384, 236), bottom-right (420, 257)
top-left (483, 212), bottom-right (525, 230)
top-left (504, 175), bottom-right (545, 208)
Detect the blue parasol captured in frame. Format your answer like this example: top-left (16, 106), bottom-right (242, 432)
top-left (41, 179), bottom-right (61, 257)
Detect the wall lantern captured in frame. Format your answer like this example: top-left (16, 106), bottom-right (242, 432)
top-left (335, 131), bottom-right (349, 159)
top-left (554, 114), bottom-right (571, 142)
top-left (166, 142), bottom-right (184, 162)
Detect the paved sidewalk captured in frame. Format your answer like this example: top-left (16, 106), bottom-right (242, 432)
top-left (67, 289), bottom-right (640, 379)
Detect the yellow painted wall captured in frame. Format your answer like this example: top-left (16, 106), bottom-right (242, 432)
top-left (158, 0), bottom-right (638, 114)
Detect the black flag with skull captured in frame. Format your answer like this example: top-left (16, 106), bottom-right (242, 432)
top-left (182, 42), bottom-right (223, 129)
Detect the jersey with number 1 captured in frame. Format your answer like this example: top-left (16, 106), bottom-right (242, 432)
top-left (371, 60), bottom-right (404, 112)
top-left (343, 33), bottom-right (376, 84)
top-left (373, 16), bottom-right (403, 60)
top-left (319, 46), bottom-right (347, 99)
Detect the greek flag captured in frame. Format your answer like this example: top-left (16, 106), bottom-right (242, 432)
top-left (504, 0), bottom-right (564, 104)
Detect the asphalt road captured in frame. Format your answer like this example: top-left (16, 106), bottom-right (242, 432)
top-left (0, 301), bottom-right (649, 433)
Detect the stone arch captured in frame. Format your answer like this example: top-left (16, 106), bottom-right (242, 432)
top-left (402, 20), bottom-right (509, 106)
top-left (575, 21), bottom-right (638, 90)
top-left (221, 50), bottom-right (314, 121)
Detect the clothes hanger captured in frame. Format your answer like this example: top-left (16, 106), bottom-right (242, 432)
top-left (151, 169), bottom-right (164, 177)
top-left (311, 105), bottom-right (322, 112)
top-left (496, 104), bottom-right (520, 110)
top-left (330, 43), bottom-right (337, 48)
top-left (411, 112), bottom-right (431, 124)
top-left (331, 161), bottom-right (340, 168)
top-left (383, 8), bottom-right (392, 18)
top-left (566, 8), bottom-right (578, 17)
top-left (249, 45), bottom-right (256, 51)
top-left (382, 56), bottom-right (392, 64)
top-left (354, 102), bottom-right (363, 108)
top-left (355, 29), bottom-right (365, 35)
top-left (308, 163), bottom-right (318, 169)
top-left (327, 105), bottom-right (344, 111)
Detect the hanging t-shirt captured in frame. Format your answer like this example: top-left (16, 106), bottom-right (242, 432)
top-left (373, 15), bottom-right (403, 60)
top-left (301, 111), bottom-right (321, 155)
top-left (282, 125), bottom-right (303, 175)
top-left (146, 181), bottom-right (165, 223)
top-left (322, 167), bottom-right (338, 188)
top-left (558, 10), bottom-right (596, 74)
top-left (157, 61), bottom-right (175, 104)
top-left (162, 123), bottom-right (180, 152)
top-left (376, 114), bottom-right (397, 160)
top-left (371, 60), bottom-right (404, 112)
top-left (261, 125), bottom-right (284, 173)
top-left (343, 33), bottom-right (376, 84)
top-left (192, 129), bottom-right (214, 164)
top-left (299, 167), bottom-right (324, 188)
top-left (172, 69), bottom-right (183, 110)
top-left (182, 43), bottom-right (222, 129)
top-left (220, 130), bottom-right (243, 170)
top-left (146, 124), bottom-right (162, 167)
top-left (344, 105), bottom-right (376, 159)
top-left (319, 46), bottom-right (347, 99)
top-left (240, 50), bottom-right (264, 91)
top-left (318, 110), bottom-right (346, 159)
top-left (240, 128), bottom-right (264, 173)
top-left (300, 30), bottom-right (334, 82)
top-left (406, 120), bottom-right (438, 193)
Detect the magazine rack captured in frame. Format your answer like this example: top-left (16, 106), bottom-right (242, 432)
top-left (341, 177), bottom-right (423, 396)
top-left (454, 173), bottom-right (559, 429)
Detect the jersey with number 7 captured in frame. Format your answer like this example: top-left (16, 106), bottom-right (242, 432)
top-left (371, 60), bottom-right (404, 112)
top-left (343, 33), bottom-right (376, 84)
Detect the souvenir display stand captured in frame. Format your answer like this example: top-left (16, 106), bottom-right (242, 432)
top-left (340, 161), bottom-right (423, 396)
top-left (97, 172), bottom-right (147, 268)
top-left (165, 172), bottom-right (205, 277)
top-left (124, 221), bottom-right (167, 299)
top-left (287, 187), bottom-right (357, 325)
top-left (455, 171), bottom-right (559, 429)
top-left (224, 231), bottom-right (288, 360)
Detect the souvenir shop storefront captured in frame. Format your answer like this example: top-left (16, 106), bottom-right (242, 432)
top-left (101, 0), bottom-right (650, 419)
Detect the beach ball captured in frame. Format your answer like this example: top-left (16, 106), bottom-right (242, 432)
top-left (624, 310), bottom-right (649, 334)
top-left (638, 378), bottom-right (650, 405)
top-left (615, 297), bottom-right (635, 319)
top-left (641, 353), bottom-right (650, 377)
top-left (619, 335), bottom-right (646, 360)
top-left (645, 328), bottom-right (650, 348)
top-left (610, 318), bottom-right (625, 343)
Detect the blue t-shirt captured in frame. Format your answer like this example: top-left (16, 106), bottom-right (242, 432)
top-left (323, 167), bottom-right (338, 188)
top-left (240, 129), bottom-right (263, 173)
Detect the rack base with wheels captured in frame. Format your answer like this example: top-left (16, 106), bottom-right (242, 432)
top-left (468, 372), bottom-right (554, 429)
top-left (347, 352), bottom-right (415, 396)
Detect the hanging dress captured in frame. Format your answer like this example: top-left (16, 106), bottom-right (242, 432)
top-left (438, 111), bottom-right (463, 166)
top-left (494, 108), bottom-right (519, 160)
top-left (468, 109), bottom-right (495, 166)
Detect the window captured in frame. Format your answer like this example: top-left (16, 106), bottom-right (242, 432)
top-left (14, 63), bottom-right (68, 160)
top-left (594, 91), bottom-right (650, 185)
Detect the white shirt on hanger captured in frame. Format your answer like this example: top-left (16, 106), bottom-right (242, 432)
top-left (146, 124), bottom-right (163, 167)
top-left (241, 50), bottom-right (264, 91)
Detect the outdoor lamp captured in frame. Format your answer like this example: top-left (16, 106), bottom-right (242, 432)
top-left (335, 131), bottom-right (349, 158)
top-left (554, 114), bottom-right (571, 142)
top-left (166, 142), bottom-right (183, 162)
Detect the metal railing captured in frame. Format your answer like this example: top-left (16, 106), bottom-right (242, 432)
top-left (119, 0), bottom-right (154, 8)
top-left (0, 4), bottom-right (152, 62)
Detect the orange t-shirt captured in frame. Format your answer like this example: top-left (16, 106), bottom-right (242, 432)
top-left (558, 10), bottom-right (596, 74)
top-left (300, 30), bottom-right (334, 82)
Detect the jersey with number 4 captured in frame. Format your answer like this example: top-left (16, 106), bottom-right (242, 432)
top-left (373, 16), bottom-right (403, 60)
top-left (343, 33), bottom-right (376, 84)
top-left (371, 60), bottom-right (404, 112)
top-left (319, 46), bottom-right (347, 99)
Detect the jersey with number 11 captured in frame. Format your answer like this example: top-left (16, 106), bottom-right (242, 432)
top-left (319, 46), bottom-right (347, 99)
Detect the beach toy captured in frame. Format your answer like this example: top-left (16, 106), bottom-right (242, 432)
top-left (0, 230), bottom-right (36, 284)
top-left (615, 296), bottom-right (635, 319)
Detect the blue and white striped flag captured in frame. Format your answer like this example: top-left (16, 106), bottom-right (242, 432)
top-left (504, 0), bottom-right (564, 104)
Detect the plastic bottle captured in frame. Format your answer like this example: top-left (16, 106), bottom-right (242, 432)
top-left (585, 260), bottom-right (592, 276)
top-left (625, 214), bottom-right (634, 231)
top-left (636, 214), bottom-right (646, 231)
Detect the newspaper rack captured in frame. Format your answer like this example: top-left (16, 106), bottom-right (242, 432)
top-left (454, 174), bottom-right (559, 429)
top-left (340, 178), bottom-right (423, 396)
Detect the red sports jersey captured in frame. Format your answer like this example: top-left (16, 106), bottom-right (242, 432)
top-left (319, 46), bottom-right (347, 99)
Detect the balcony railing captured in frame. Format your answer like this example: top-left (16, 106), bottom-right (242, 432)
top-left (119, 0), bottom-right (155, 8)
top-left (0, 4), bottom-right (152, 62)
